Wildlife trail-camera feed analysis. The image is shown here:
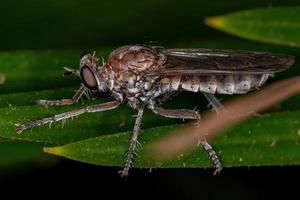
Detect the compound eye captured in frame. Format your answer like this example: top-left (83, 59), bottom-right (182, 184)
top-left (80, 66), bottom-right (98, 89)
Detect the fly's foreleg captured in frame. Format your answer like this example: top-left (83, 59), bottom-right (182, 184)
top-left (37, 67), bottom-right (83, 106)
top-left (16, 101), bottom-right (121, 134)
top-left (63, 67), bottom-right (80, 77)
top-left (151, 106), bottom-right (222, 174)
top-left (37, 85), bottom-right (88, 106)
top-left (119, 109), bottom-right (144, 177)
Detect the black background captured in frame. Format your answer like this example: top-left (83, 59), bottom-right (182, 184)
top-left (1, 160), bottom-right (299, 199)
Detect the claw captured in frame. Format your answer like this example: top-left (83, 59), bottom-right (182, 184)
top-left (15, 124), bottom-right (25, 134)
top-left (118, 170), bottom-right (129, 178)
top-left (195, 111), bottom-right (201, 120)
top-left (213, 167), bottom-right (222, 175)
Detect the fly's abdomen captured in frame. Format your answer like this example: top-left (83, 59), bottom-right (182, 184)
top-left (160, 74), bottom-right (270, 94)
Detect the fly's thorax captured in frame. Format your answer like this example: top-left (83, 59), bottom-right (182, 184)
top-left (101, 45), bottom-right (166, 108)
top-left (114, 70), bottom-right (160, 97)
top-left (106, 45), bottom-right (166, 73)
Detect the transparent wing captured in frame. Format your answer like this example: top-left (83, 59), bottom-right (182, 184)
top-left (151, 48), bottom-right (294, 75)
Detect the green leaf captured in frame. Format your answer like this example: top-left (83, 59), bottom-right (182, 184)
top-left (0, 38), bottom-right (299, 95)
top-left (44, 111), bottom-right (300, 168)
top-left (0, 41), bottom-right (298, 168)
top-left (205, 7), bottom-right (300, 47)
top-left (0, 38), bottom-right (298, 155)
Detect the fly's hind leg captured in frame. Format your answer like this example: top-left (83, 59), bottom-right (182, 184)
top-left (150, 105), bottom-right (222, 174)
top-left (37, 85), bottom-right (88, 106)
top-left (16, 101), bottom-right (121, 134)
top-left (202, 92), bottom-right (225, 114)
top-left (199, 140), bottom-right (222, 175)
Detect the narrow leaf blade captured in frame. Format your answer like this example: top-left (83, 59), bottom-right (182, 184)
top-left (205, 7), bottom-right (300, 47)
top-left (43, 111), bottom-right (300, 168)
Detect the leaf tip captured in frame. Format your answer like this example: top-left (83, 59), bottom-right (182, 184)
top-left (0, 73), bottom-right (6, 85)
top-left (204, 16), bottom-right (225, 29)
top-left (43, 146), bottom-right (63, 156)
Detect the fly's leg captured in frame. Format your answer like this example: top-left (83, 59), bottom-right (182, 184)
top-left (152, 107), bottom-right (201, 119)
top-left (151, 106), bottom-right (222, 174)
top-left (202, 92), bottom-right (224, 114)
top-left (16, 101), bottom-right (121, 134)
top-left (199, 140), bottom-right (222, 175)
top-left (203, 92), bottom-right (257, 117)
top-left (119, 109), bottom-right (144, 177)
top-left (38, 67), bottom-right (83, 106)
top-left (37, 85), bottom-right (87, 106)
top-left (63, 67), bottom-right (80, 77)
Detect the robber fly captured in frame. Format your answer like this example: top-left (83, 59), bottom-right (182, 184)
top-left (16, 45), bottom-right (294, 176)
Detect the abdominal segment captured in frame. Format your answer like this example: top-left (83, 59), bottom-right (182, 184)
top-left (160, 74), bottom-right (270, 94)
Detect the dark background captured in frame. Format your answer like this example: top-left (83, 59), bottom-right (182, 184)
top-left (0, 0), bottom-right (299, 50)
top-left (1, 0), bottom-right (300, 199)
top-left (1, 161), bottom-right (300, 199)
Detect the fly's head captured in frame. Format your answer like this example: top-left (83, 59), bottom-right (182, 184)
top-left (79, 52), bottom-right (109, 92)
